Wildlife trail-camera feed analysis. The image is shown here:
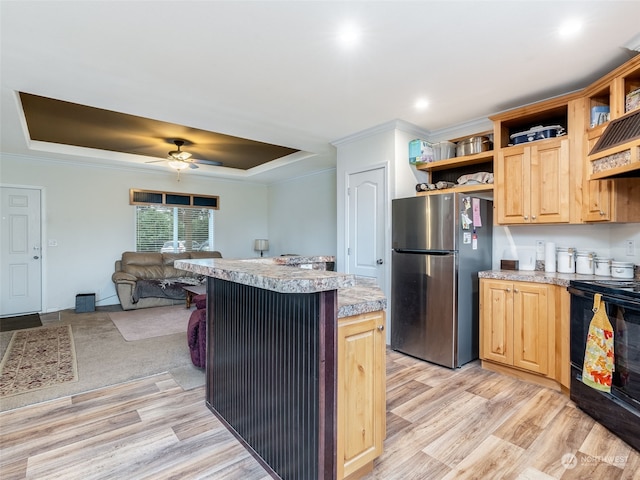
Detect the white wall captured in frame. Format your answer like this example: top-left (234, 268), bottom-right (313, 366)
top-left (335, 127), bottom-right (395, 274)
top-left (1, 153), bottom-right (336, 312)
top-left (334, 120), bottom-right (431, 273)
top-left (495, 223), bottom-right (640, 269)
top-left (267, 169), bottom-right (337, 256)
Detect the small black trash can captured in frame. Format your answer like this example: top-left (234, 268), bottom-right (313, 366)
top-left (75, 293), bottom-right (96, 313)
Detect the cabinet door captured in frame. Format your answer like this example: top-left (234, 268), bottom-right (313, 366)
top-left (529, 139), bottom-right (570, 223)
top-left (583, 179), bottom-right (612, 221)
top-left (512, 283), bottom-right (550, 375)
top-left (480, 279), bottom-right (514, 365)
top-left (496, 146), bottom-right (530, 224)
top-left (337, 311), bottom-right (385, 480)
top-left (583, 128), bottom-right (613, 221)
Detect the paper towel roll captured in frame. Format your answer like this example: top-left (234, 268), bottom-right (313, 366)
top-left (545, 242), bottom-right (556, 272)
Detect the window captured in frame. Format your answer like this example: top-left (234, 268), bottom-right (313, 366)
top-left (131, 189), bottom-right (217, 253)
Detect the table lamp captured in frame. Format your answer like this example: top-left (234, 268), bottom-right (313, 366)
top-left (254, 239), bottom-right (269, 257)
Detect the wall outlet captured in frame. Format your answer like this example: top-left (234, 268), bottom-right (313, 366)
top-left (626, 240), bottom-right (635, 256)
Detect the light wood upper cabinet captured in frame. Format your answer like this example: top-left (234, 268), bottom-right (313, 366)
top-left (337, 310), bottom-right (386, 480)
top-left (496, 138), bottom-right (570, 224)
top-left (580, 106), bottom-right (640, 223)
top-left (480, 279), bottom-right (555, 377)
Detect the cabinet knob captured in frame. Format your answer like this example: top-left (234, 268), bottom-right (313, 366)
top-left (505, 288), bottom-right (511, 292)
top-left (377, 325), bottom-right (385, 332)
top-left (600, 211), bottom-right (605, 216)
top-left (376, 258), bottom-right (383, 265)
top-left (524, 215), bottom-right (528, 220)
top-left (531, 215), bottom-right (536, 220)
top-left (514, 288), bottom-right (519, 293)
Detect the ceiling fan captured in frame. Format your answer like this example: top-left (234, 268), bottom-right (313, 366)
top-left (147, 139), bottom-right (223, 172)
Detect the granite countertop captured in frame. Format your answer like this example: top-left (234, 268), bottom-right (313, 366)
top-left (338, 276), bottom-right (387, 318)
top-left (175, 257), bottom-right (387, 318)
top-left (478, 269), bottom-right (610, 287)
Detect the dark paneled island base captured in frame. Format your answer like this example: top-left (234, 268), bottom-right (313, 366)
top-left (206, 278), bottom-right (337, 480)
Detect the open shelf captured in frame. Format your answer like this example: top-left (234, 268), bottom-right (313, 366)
top-left (416, 151), bottom-right (494, 172)
top-left (416, 184), bottom-right (494, 196)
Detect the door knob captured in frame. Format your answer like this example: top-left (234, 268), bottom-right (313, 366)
top-left (376, 258), bottom-right (383, 265)
top-left (377, 325), bottom-right (385, 331)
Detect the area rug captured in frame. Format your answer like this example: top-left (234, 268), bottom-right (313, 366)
top-left (0, 325), bottom-right (77, 397)
top-left (0, 313), bottom-right (42, 332)
top-left (109, 305), bottom-right (192, 342)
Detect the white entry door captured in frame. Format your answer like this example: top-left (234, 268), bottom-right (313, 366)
top-left (347, 167), bottom-right (386, 291)
top-left (0, 187), bottom-right (42, 316)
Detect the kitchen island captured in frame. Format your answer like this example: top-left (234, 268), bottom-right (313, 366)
top-left (175, 257), bottom-right (386, 480)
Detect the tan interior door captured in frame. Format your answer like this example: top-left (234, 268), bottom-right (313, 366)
top-left (0, 187), bottom-right (42, 316)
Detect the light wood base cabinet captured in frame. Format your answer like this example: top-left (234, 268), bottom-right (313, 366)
top-left (337, 310), bottom-right (386, 480)
top-left (480, 279), bottom-right (563, 389)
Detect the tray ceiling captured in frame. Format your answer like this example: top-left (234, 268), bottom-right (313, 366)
top-left (19, 93), bottom-right (299, 171)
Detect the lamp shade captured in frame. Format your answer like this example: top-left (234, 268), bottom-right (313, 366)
top-left (254, 239), bottom-right (269, 252)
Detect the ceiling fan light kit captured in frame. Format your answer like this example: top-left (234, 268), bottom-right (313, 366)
top-left (168, 140), bottom-right (193, 162)
top-left (168, 160), bottom-right (188, 170)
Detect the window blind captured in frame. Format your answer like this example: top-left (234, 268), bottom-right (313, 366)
top-left (135, 205), bottom-right (215, 253)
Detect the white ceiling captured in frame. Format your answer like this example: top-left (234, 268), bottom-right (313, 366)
top-left (2, 1), bottom-right (640, 183)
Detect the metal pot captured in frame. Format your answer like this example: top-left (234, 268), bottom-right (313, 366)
top-left (456, 136), bottom-right (492, 157)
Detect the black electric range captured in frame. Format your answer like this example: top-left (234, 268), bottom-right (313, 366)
top-left (569, 279), bottom-right (640, 303)
top-left (568, 277), bottom-right (640, 453)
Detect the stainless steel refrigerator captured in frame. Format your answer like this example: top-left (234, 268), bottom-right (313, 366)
top-left (391, 193), bottom-right (493, 368)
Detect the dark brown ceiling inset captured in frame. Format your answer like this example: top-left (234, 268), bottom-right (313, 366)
top-left (19, 92), bottom-right (299, 170)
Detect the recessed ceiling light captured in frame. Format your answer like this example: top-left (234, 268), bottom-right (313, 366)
top-left (559, 19), bottom-right (583, 39)
top-left (415, 98), bottom-right (429, 110)
top-left (337, 22), bottom-right (361, 48)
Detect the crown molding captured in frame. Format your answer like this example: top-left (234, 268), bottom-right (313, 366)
top-left (331, 119), bottom-right (431, 146)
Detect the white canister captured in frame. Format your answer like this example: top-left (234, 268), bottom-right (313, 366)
top-left (544, 242), bottom-right (556, 273)
top-left (556, 247), bottom-right (576, 274)
top-left (576, 251), bottom-right (595, 275)
top-left (594, 257), bottom-right (611, 277)
top-left (611, 261), bottom-right (634, 279)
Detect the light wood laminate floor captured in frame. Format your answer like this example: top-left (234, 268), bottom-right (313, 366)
top-left (1, 349), bottom-right (638, 479)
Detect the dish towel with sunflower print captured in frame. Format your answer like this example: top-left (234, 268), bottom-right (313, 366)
top-left (582, 293), bottom-right (614, 392)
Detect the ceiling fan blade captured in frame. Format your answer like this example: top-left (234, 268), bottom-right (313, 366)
top-left (145, 159), bottom-right (167, 164)
top-left (193, 159), bottom-right (223, 167)
top-left (189, 163), bottom-right (199, 169)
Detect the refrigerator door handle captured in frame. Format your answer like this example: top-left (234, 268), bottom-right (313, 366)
top-left (393, 249), bottom-right (453, 255)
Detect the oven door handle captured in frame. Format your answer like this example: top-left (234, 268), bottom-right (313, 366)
top-left (568, 286), bottom-right (640, 310)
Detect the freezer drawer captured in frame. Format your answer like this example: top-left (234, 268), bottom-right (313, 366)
top-left (391, 250), bottom-right (457, 367)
